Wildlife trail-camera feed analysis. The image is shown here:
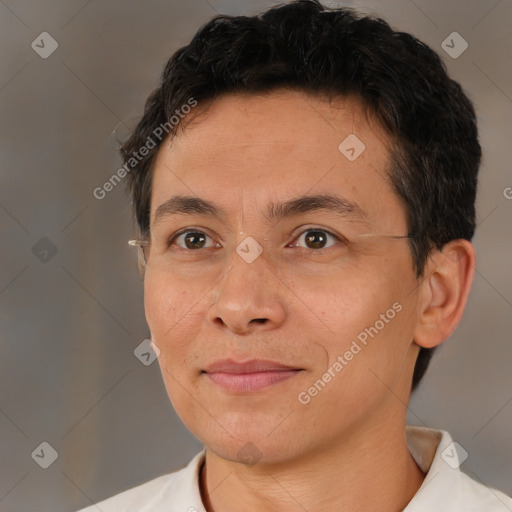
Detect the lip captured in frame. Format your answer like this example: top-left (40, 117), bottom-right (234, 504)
top-left (203, 359), bottom-right (303, 393)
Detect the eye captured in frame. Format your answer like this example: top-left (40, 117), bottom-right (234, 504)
top-left (170, 230), bottom-right (219, 250)
top-left (290, 228), bottom-right (342, 250)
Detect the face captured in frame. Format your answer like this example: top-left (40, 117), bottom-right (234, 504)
top-left (144, 90), bottom-right (423, 465)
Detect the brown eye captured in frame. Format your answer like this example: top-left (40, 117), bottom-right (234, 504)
top-left (184, 232), bottom-right (206, 249)
top-left (293, 229), bottom-right (339, 250)
top-left (305, 230), bottom-right (328, 249)
top-left (172, 231), bottom-right (216, 250)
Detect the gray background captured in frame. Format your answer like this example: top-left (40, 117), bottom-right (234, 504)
top-left (0, 0), bottom-right (511, 510)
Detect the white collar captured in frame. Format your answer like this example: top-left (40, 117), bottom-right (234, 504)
top-left (83, 426), bottom-right (511, 511)
top-left (178, 427), bottom-right (511, 512)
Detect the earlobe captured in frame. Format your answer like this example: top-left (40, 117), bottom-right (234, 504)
top-left (413, 239), bottom-right (475, 349)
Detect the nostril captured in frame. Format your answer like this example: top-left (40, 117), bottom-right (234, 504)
top-left (213, 317), bottom-right (226, 327)
top-left (251, 318), bottom-right (268, 324)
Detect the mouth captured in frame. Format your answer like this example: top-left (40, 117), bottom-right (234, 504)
top-left (202, 359), bottom-right (304, 393)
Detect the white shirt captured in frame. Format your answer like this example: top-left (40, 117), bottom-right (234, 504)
top-left (78, 427), bottom-right (512, 511)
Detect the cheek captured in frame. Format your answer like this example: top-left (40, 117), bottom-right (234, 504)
top-left (144, 273), bottom-right (202, 357)
top-left (316, 268), bottom-right (411, 363)
top-left (302, 269), bottom-right (386, 329)
top-left (144, 274), bottom-right (206, 405)
top-left (144, 273), bottom-right (174, 336)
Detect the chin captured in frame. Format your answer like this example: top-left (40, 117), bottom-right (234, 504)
top-left (205, 436), bottom-right (295, 467)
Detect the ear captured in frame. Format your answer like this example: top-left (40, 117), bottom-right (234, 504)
top-left (413, 239), bottom-right (475, 349)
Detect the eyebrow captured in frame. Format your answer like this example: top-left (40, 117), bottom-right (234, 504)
top-left (153, 196), bottom-right (224, 227)
top-left (265, 193), bottom-right (366, 222)
top-left (152, 193), bottom-right (367, 227)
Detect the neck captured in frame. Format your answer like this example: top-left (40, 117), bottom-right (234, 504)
top-left (199, 421), bottom-right (425, 512)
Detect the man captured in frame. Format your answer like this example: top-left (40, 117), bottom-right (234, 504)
top-left (79, 0), bottom-right (512, 510)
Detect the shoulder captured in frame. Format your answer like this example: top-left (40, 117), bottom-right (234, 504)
top-left (450, 470), bottom-right (512, 511)
top-left (75, 450), bottom-right (206, 512)
top-left (76, 472), bottom-right (180, 511)
top-left (405, 426), bottom-right (512, 511)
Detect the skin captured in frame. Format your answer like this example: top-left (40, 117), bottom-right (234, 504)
top-left (143, 90), bottom-right (475, 512)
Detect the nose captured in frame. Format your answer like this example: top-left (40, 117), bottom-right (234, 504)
top-left (206, 247), bottom-right (287, 335)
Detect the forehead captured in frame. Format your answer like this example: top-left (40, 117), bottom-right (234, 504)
top-left (149, 90), bottom-right (406, 232)
top-left (165, 90), bottom-right (390, 163)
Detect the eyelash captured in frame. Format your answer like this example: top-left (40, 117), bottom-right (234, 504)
top-left (167, 227), bottom-right (345, 251)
